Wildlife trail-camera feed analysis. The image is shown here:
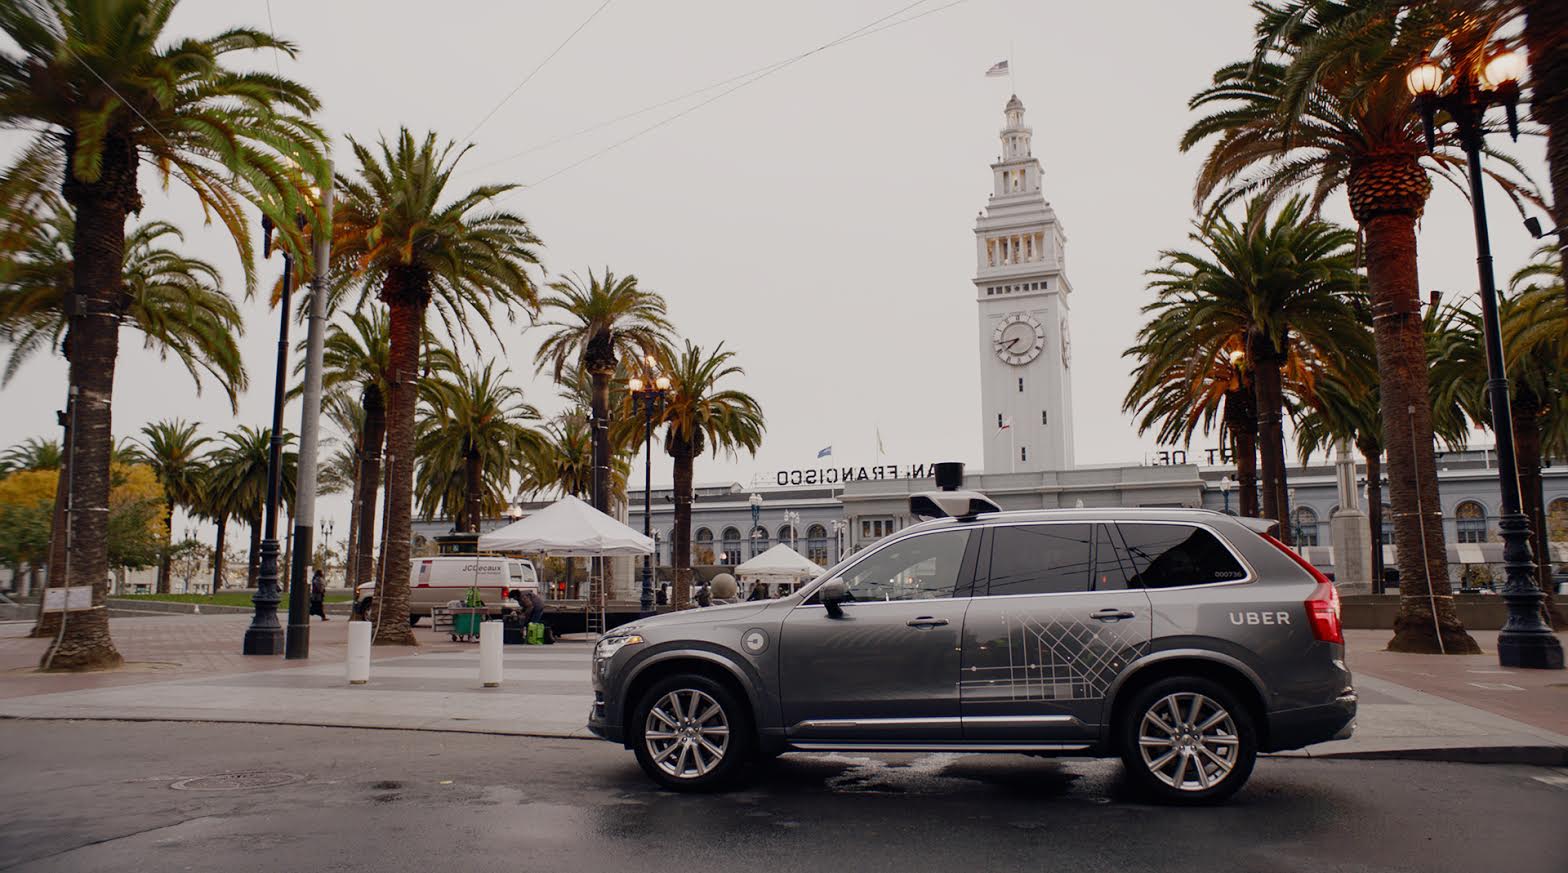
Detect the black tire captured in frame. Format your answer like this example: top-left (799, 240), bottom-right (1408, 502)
top-left (1117, 676), bottom-right (1257, 805)
top-left (630, 674), bottom-right (753, 792)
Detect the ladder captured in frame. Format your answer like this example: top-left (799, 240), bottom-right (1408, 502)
top-left (584, 573), bottom-right (606, 637)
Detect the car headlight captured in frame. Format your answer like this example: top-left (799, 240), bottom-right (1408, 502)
top-left (594, 634), bottom-right (644, 662)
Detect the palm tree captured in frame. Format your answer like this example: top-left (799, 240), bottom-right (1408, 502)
top-left (0, 0), bottom-right (325, 670)
top-left (0, 438), bottom-right (62, 474)
top-left (1125, 316), bottom-right (1260, 516)
top-left (1130, 196), bottom-right (1364, 537)
top-left (535, 271), bottom-right (672, 518)
top-left (205, 427), bottom-right (297, 590)
top-left (1, 195), bottom-right (247, 402)
top-left (1296, 308), bottom-right (1472, 590)
top-left (415, 361), bottom-right (542, 531)
top-left (331, 129), bottom-right (542, 645)
top-left (135, 420), bottom-right (209, 594)
top-left (313, 312), bottom-right (394, 601)
top-left (1179, 1), bottom-right (1538, 653)
top-left (1431, 252), bottom-right (1568, 619)
top-left (658, 341), bottom-right (765, 608)
top-left (319, 388), bottom-right (364, 592)
top-left (519, 411), bottom-right (597, 598)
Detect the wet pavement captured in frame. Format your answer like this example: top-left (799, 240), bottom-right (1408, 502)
top-left (1, 720), bottom-right (1564, 873)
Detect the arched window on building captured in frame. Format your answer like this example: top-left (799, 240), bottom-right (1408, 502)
top-left (806, 524), bottom-right (829, 567)
top-left (694, 528), bottom-right (715, 565)
top-left (1549, 498), bottom-right (1568, 543)
top-left (721, 527), bottom-right (742, 565)
top-left (777, 524), bottom-right (796, 550)
top-left (1292, 506), bottom-right (1320, 547)
top-left (1380, 505), bottom-right (1395, 545)
top-left (749, 525), bottom-right (769, 558)
top-left (1455, 501), bottom-right (1488, 544)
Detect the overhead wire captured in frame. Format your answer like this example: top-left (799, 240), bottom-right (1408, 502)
top-left (516, 0), bottom-right (970, 189)
top-left (457, 0), bottom-right (618, 148)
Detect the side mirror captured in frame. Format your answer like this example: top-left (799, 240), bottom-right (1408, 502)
top-left (819, 578), bottom-right (849, 618)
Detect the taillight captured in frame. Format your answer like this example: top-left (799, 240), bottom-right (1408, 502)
top-left (501, 586), bottom-right (510, 599)
top-left (1260, 533), bottom-right (1343, 644)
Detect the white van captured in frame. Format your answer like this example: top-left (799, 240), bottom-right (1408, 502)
top-left (355, 556), bottom-right (540, 625)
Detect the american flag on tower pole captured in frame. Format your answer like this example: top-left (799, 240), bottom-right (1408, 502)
top-left (985, 60), bottom-right (1009, 78)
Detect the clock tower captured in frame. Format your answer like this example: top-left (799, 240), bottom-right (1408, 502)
top-left (974, 95), bottom-right (1075, 473)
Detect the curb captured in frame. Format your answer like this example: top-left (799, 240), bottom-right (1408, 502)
top-left (1304, 745), bottom-right (1568, 767)
top-left (0, 713), bottom-right (597, 742)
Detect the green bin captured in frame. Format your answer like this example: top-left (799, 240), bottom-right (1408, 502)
top-left (453, 611), bottom-right (482, 638)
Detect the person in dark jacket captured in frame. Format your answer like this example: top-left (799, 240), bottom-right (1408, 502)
top-left (309, 570), bottom-right (329, 621)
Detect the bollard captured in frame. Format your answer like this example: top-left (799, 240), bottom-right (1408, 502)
top-left (479, 620), bottom-right (503, 688)
top-left (347, 621), bottom-right (371, 685)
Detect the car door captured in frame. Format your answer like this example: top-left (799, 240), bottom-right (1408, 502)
top-left (960, 523), bottom-right (1152, 742)
top-left (779, 528), bottom-right (980, 742)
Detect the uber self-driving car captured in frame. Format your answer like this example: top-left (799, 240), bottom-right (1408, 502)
top-left (588, 489), bottom-right (1356, 804)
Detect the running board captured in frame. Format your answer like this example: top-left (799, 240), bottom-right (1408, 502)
top-left (786, 741), bottom-right (1092, 753)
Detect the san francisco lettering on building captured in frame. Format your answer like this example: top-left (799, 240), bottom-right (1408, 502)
top-left (773, 463), bottom-right (938, 487)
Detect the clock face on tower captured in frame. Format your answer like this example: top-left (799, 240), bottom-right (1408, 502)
top-left (992, 312), bottom-right (1047, 366)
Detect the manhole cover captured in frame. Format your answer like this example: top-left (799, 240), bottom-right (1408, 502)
top-left (171, 771), bottom-right (302, 791)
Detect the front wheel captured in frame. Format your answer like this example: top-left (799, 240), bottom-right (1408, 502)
top-left (631, 675), bottom-right (752, 792)
top-left (1118, 676), bottom-right (1257, 805)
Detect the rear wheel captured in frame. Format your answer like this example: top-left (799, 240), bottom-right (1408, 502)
top-left (1118, 676), bottom-right (1256, 805)
top-left (631, 675), bottom-right (751, 792)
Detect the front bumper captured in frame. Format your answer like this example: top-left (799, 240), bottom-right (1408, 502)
top-left (1265, 688), bottom-right (1358, 752)
top-left (586, 690), bottom-right (623, 744)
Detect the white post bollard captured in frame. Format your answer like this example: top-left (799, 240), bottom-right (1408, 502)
top-left (480, 620), bottom-right (503, 688)
top-left (347, 621), bottom-right (371, 685)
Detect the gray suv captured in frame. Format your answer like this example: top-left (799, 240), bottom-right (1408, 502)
top-left (588, 494), bottom-right (1356, 804)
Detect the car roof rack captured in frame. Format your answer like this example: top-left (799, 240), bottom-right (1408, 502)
top-left (910, 490), bottom-right (1002, 521)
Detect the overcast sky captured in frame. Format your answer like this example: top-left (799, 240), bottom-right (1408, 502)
top-left (0, 0), bottom-right (1552, 545)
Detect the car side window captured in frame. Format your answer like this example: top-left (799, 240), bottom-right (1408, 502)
top-left (985, 524), bottom-right (1092, 596)
top-left (839, 530), bottom-right (973, 602)
top-left (1092, 523), bottom-right (1134, 590)
top-left (1114, 523), bottom-right (1248, 588)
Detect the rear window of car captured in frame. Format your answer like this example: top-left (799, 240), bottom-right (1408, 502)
top-left (1114, 523), bottom-right (1249, 588)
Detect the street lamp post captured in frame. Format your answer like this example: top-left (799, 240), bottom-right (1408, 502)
top-left (783, 510), bottom-right (800, 551)
top-left (1219, 475), bottom-right (1235, 514)
top-left (1408, 52), bottom-right (1563, 669)
top-left (830, 519), bottom-right (848, 562)
top-left (630, 368), bottom-right (670, 616)
top-left (242, 211), bottom-right (302, 656)
top-left (749, 493), bottom-right (762, 558)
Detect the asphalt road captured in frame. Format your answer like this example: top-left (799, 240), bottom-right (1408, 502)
top-left (1, 721), bottom-right (1565, 873)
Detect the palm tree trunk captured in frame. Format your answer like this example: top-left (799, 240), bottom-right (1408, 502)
top-left (1363, 212), bottom-right (1477, 654)
top-left (1510, 385), bottom-right (1563, 627)
top-left (1227, 387), bottom-right (1260, 518)
top-left (41, 134), bottom-right (139, 671)
top-left (671, 435), bottom-right (695, 609)
top-left (1524, 0), bottom-right (1568, 285)
top-left (374, 294), bottom-right (421, 646)
top-left (463, 442), bottom-right (482, 533)
top-left (212, 513), bottom-right (228, 591)
top-left (1250, 332), bottom-right (1291, 541)
top-left (1363, 446), bottom-right (1386, 595)
top-left (354, 385), bottom-right (385, 597)
top-left (32, 388), bottom-right (72, 638)
top-left (156, 496), bottom-right (174, 595)
top-left (344, 456), bottom-right (361, 596)
top-left (588, 360), bottom-right (613, 604)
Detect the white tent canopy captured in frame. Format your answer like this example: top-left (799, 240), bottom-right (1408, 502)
top-left (477, 495), bottom-right (653, 557)
top-left (734, 544), bottom-right (825, 580)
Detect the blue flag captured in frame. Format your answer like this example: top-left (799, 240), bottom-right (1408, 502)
top-left (816, 446), bottom-right (832, 458)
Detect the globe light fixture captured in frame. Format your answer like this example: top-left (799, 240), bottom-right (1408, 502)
top-left (1480, 50), bottom-right (1526, 91)
top-left (1404, 62), bottom-right (1444, 97)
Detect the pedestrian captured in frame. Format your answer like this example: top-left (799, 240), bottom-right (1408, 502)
top-left (694, 583), bottom-right (711, 608)
top-left (309, 569), bottom-right (328, 621)
top-left (709, 573), bottom-right (741, 606)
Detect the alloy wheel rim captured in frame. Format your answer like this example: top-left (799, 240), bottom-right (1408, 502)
top-left (1137, 692), bottom-right (1239, 792)
top-left (644, 688), bottom-right (730, 779)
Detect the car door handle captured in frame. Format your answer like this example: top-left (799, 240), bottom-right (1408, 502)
top-left (906, 617), bottom-right (949, 629)
top-left (1091, 609), bottom-right (1135, 622)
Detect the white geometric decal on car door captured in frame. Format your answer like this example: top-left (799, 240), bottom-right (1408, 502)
top-left (960, 613), bottom-right (1149, 702)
